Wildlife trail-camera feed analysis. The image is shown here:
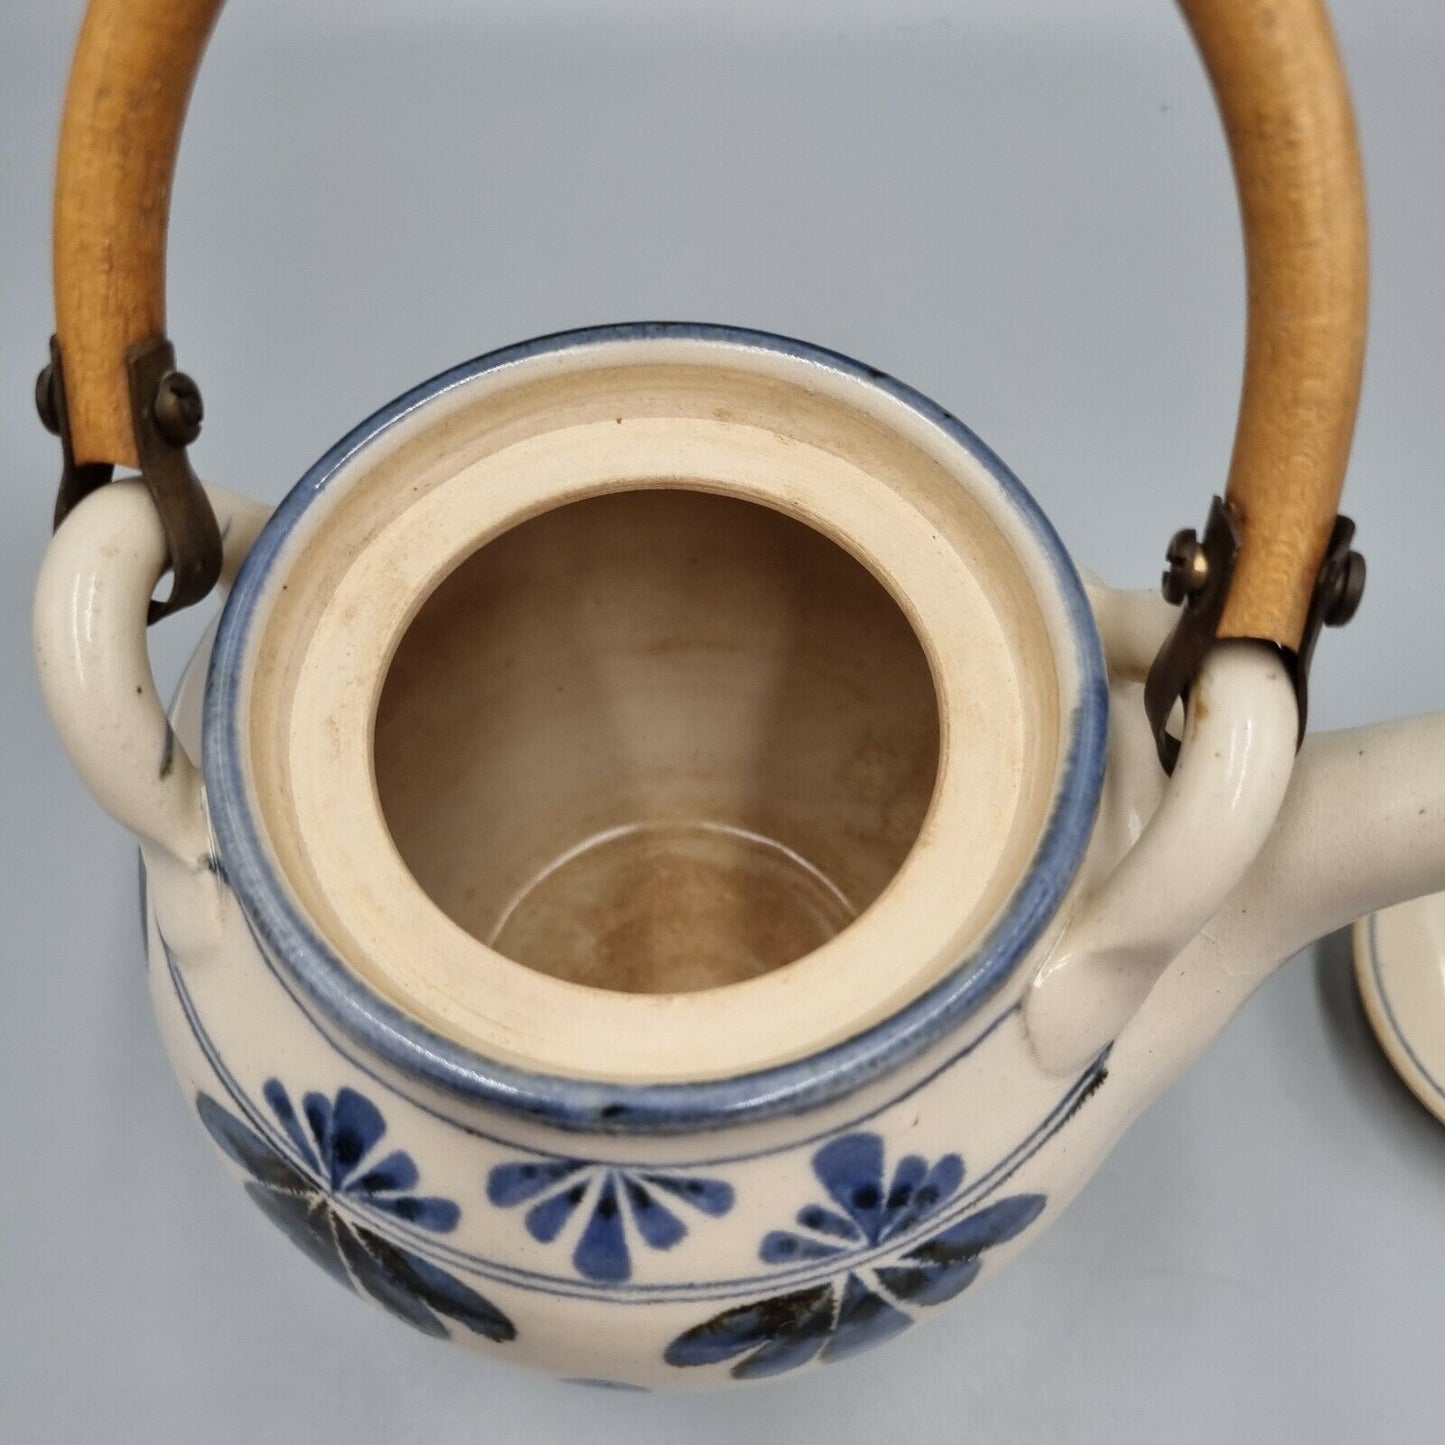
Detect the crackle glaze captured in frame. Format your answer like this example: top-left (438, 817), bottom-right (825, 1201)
top-left (39, 326), bottom-right (1445, 1390)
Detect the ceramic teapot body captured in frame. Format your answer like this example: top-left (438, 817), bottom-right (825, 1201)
top-left (33, 0), bottom-right (1445, 1392)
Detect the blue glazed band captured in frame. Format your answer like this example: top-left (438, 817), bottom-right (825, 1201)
top-left (204, 322), bottom-right (1109, 1135)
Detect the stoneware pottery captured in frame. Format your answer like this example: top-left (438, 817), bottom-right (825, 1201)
top-left (33, 0), bottom-right (1445, 1390)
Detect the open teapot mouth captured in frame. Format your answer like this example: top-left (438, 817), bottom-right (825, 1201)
top-left (376, 487), bottom-right (941, 995)
top-left (206, 324), bottom-right (1107, 1104)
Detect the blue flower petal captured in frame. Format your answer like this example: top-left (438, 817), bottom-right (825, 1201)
top-left (923, 1193), bottom-right (1046, 1257)
top-left (759, 1230), bottom-right (847, 1264)
top-left (327, 1087), bottom-right (386, 1189)
top-left (350, 1149), bottom-right (419, 1197)
top-left (642, 1174), bottom-right (734, 1218)
top-left (881, 1152), bottom-right (965, 1241)
top-left (917, 1155), bottom-right (965, 1215)
top-left (875, 1253), bottom-right (981, 1306)
top-left (262, 1079), bottom-right (321, 1175)
top-left (573, 1174), bottom-right (630, 1282)
top-left (379, 1235), bottom-right (517, 1342)
top-left (525, 1180), bottom-right (589, 1243)
top-left (622, 1178), bottom-right (686, 1252)
top-left (795, 1203), bottom-right (863, 1242)
top-left (486, 1158), bottom-right (584, 1207)
top-left (243, 1182), bottom-right (352, 1291)
top-left (732, 1310), bottom-right (835, 1379)
top-left (881, 1153), bottom-right (927, 1219)
top-left (302, 1092), bottom-right (333, 1172)
top-left (663, 1285), bottom-right (834, 1374)
top-left (819, 1272), bottom-right (913, 1363)
top-left (196, 1093), bottom-right (312, 1194)
top-left (199, 1090), bottom-right (493, 1340)
top-left (367, 1193), bottom-right (461, 1233)
top-left (877, 1193), bottom-right (1045, 1306)
top-left (811, 1134), bottom-right (887, 1243)
top-left (336, 1221), bottom-right (448, 1338)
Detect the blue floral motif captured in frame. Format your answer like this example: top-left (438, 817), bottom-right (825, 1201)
top-left (665, 1132), bottom-right (1044, 1379)
top-left (486, 1158), bottom-right (734, 1283)
top-left (197, 1082), bottom-right (514, 1343)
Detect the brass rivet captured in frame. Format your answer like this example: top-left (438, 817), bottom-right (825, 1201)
top-left (153, 371), bottom-right (204, 446)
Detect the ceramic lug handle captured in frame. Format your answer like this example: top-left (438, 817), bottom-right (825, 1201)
top-left (51, 0), bottom-right (1366, 650)
top-left (33, 478), bottom-right (268, 867)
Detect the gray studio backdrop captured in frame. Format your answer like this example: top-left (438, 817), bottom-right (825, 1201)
top-left (3, 2), bottom-right (1443, 1441)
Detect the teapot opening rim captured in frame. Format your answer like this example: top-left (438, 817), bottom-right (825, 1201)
top-left (203, 322), bottom-right (1109, 1134)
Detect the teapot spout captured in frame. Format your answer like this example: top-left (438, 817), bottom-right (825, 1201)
top-left (1092, 710), bottom-right (1445, 1126)
top-left (1223, 711), bottom-right (1445, 965)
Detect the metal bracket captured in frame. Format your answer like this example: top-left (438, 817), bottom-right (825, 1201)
top-left (1291, 513), bottom-right (1367, 739)
top-left (1143, 497), bottom-right (1366, 773)
top-left (38, 334), bottom-right (222, 624)
top-left (38, 334), bottom-right (113, 530)
top-left (1143, 496), bottom-right (1241, 773)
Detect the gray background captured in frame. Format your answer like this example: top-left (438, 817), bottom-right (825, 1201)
top-left (3, 1), bottom-right (1443, 1440)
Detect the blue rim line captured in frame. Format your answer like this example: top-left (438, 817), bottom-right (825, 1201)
top-left (203, 322), bottom-right (1109, 1135)
top-left (1366, 912), bottom-right (1445, 1105)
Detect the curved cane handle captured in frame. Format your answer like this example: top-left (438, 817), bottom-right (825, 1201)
top-left (1178, 0), bottom-right (1368, 650)
top-left (53, 0), bottom-right (223, 468)
top-left (53, 0), bottom-right (1366, 647)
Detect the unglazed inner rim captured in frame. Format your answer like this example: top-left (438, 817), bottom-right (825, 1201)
top-left (207, 327), bottom-right (1105, 1104)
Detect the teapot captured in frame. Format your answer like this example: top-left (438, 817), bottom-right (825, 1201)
top-left (32, 0), bottom-right (1445, 1390)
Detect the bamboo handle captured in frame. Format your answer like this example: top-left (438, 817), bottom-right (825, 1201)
top-left (1179, 0), bottom-right (1369, 650)
top-left (53, 0), bottom-right (223, 468)
top-left (52, 0), bottom-right (1368, 647)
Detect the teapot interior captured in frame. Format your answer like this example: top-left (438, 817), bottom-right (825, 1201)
top-left (373, 489), bottom-right (941, 994)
